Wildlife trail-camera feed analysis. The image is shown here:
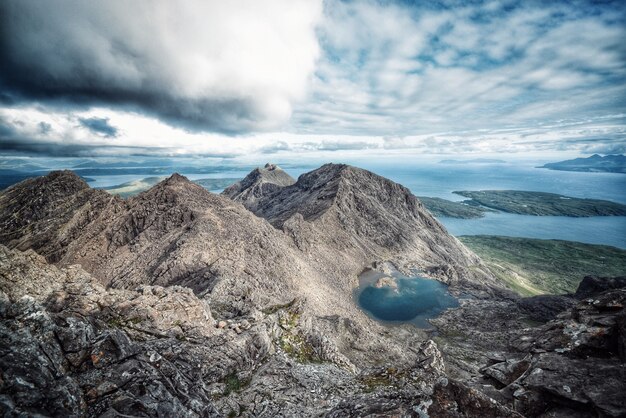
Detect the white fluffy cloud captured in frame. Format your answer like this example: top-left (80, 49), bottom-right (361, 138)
top-left (0, 0), bottom-right (322, 132)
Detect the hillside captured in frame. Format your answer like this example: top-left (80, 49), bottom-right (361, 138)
top-left (224, 163), bottom-right (500, 293)
top-left (459, 235), bottom-right (626, 295)
top-left (1, 166), bottom-right (625, 417)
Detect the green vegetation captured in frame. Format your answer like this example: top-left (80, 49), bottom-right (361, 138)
top-left (454, 190), bottom-right (626, 217)
top-left (460, 235), bottom-right (626, 296)
top-left (222, 372), bottom-right (250, 396)
top-left (276, 307), bottom-right (320, 363)
top-left (261, 298), bottom-right (298, 315)
top-left (417, 196), bottom-right (491, 219)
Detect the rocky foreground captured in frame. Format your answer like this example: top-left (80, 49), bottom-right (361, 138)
top-left (0, 164), bottom-right (624, 417)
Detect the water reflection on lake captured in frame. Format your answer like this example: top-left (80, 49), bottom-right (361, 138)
top-left (355, 268), bottom-right (459, 329)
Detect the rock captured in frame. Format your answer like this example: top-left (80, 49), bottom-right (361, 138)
top-left (222, 163), bottom-right (296, 212)
top-left (482, 355), bottom-right (531, 387)
top-left (516, 295), bottom-right (577, 322)
top-left (429, 379), bottom-right (524, 417)
top-left (575, 275), bottom-right (626, 299)
top-left (520, 353), bottom-right (626, 416)
top-left (373, 276), bottom-right (398, 290)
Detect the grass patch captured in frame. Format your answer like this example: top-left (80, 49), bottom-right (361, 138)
top-left (358, 367), bottom-right (419, 392)
top-left (262, 298), bottom-right (298, 315)
top-left (275, 305), bottom-right (321, 363)
top-left (222, 372), bottom-right (250, 396)
top-left (460, 235), bottom-right (626, 295)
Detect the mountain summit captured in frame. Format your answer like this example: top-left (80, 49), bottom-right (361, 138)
top-left (222, 163), bottom-right (296, 211)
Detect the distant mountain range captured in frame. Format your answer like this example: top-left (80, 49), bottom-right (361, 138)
top-left (540, 154), bottom-right (626, 173)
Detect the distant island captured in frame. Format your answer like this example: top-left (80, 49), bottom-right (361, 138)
top-left (438, 158), bottom-right (506, 164)
top-left (419, 190), bottom-right (626, 218)
top-left (416, 196), bottom-right (492, 219)
top-left (539, 154), bottom-right (626, 173)
top-left (454, 190), bottom-right (626, 217)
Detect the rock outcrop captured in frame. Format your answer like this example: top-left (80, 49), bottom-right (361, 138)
top-left (0, 244), bottom-right (520, 417)
top-left (432, 276), bottom-right (626, 417)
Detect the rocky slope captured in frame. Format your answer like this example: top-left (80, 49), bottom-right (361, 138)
top-left (223, 163), bottom-right (500, 296)
top-left (0, 167), bottom-right (504, 356)
top-left (0, 244), bottom-right (524, 417)
top-left (222, 163), bottom-right (296, 212)
top-left (0, 170), bottom-right (123, 263)
top-left (431, 275), bottom-right (626, 417)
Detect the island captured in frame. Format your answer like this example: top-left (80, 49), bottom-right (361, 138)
top-left (539, 154), bottom-right (626, 173)
top-left (416, 196), bottom-right (492, 219)
top-left (454, 190), bottom-right (626, 217)
top-left (459, 235), bottom-right (626, 296)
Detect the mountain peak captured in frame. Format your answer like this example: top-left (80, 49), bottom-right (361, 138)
top-left (163, 172), bottom-right (191, 184)
top-left (222, 163), bottom-right (295, 209)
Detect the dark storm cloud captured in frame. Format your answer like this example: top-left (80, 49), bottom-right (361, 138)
top-left (0, 1), bottom-right (321, 134)
top-left (79, 117), bottom-right (118, 138)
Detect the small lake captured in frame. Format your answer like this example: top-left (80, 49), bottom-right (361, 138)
top-left (355, 269), bottom-right (459, 328)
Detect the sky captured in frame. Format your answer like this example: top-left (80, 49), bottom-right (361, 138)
top-left (0, 0), bottom-right (625, 161)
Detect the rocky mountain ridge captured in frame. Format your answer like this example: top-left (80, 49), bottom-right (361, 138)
top-left (2, 164), bottom-right (621, 416)
top-left (224, 163), bottom-right (500, 295)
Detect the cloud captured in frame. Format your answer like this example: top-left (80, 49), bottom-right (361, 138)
top-left (289, 0), bottom-right (626, 137)
top-left (0, 0), bottom-right (624, 158)
top-left (79, 117), bottom-right (118, 138)
top-left (0, 0), bottom-right (322, 133)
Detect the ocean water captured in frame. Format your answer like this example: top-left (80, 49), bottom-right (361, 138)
top-left (441, 212), bottom-right (626, 249)
top-left (355, 269), bottom-right (459, 328)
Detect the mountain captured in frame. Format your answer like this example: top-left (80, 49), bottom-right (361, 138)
top-left (223, 163), bottom-right (296, 211)
top-left (0, 171), bottom-right (120, 262)
top-left (223, 163), bottom-right (499, 293)
top-left (540, 154), bottom-right (626, 173)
